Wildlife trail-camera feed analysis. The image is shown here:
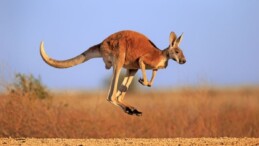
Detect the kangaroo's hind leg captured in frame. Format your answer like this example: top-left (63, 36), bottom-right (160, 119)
top-left (106, 63), bottom-right (122, 106)
top-left (106, 56), bottom-right (130, 113)
top-left (116, 69), bottom-right (142, 116)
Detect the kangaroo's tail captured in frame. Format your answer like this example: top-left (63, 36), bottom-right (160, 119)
top-left (40, 42), bottom-right (101, 68)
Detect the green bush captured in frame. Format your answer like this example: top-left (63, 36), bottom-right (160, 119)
top-left (8, 73), bottom-right (51, 99)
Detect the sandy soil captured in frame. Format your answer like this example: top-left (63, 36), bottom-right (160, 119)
top-left (0, 138), bottom-right (258, 146)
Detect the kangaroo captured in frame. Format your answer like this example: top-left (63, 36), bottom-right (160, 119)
top-left (40, 30), bottom-right (186, 116)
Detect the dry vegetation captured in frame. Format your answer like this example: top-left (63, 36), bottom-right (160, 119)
top-left (0, 76), bottom-right (258, 138)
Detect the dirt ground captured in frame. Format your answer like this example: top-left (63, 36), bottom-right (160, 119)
top-left (0, 138), bottom-right (258, 146)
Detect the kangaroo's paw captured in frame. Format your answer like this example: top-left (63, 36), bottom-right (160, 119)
top-left (139, 78), bottom-right (152, 87)
top-left (138, 78), bottom-right (149, 86)
top-left (147, 83), bottom-right (152, 87)
top-left (138, 78), bottom-right (144, 84)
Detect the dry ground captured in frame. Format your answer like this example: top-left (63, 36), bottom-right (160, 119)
top-left (1, 138), bottom-right (259, 146)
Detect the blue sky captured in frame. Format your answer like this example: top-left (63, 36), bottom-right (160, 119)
top-left (0, 0), bottom-right (259, 89)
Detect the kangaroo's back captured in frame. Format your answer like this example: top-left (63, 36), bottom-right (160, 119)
top-left (100, 30), bottom-right (162, 69)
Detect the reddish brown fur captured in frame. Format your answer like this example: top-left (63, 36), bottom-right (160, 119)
top-left (40, 30), bottom-right (186, 116)
top-left (100, 31), bottom-right (166, 69)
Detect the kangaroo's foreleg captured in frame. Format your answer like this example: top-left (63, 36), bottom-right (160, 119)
top-left (138, 59), bottom-right (157, 87)
top-left (138, 58), bottom-right (149, 86)
top-left (148, 69), bottom-right (157, 87)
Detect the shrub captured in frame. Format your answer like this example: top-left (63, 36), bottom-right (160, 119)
top-left (8, 73), bottom-right (51, 99)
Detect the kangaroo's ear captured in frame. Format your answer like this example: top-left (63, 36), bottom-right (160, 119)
top-left (176, 33), bottom-right (184, 46)
top-left (169, 32), bottom-right (177, 47)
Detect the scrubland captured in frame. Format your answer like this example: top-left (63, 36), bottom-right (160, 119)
top-left (0, 86), bottom-right (258, 138)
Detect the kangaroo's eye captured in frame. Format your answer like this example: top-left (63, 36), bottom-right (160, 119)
top-left (175, 51), bottom-right (179, 54)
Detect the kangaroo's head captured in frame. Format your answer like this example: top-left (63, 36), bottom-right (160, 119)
top-left (167, 32), bottom-right (186, 64)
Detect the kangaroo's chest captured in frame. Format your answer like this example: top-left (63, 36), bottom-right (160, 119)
top-left (155, 58), bottom-right (168, 69)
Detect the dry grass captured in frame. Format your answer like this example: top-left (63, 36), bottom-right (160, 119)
top-left (0, 86), bottom-right (259, 138)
